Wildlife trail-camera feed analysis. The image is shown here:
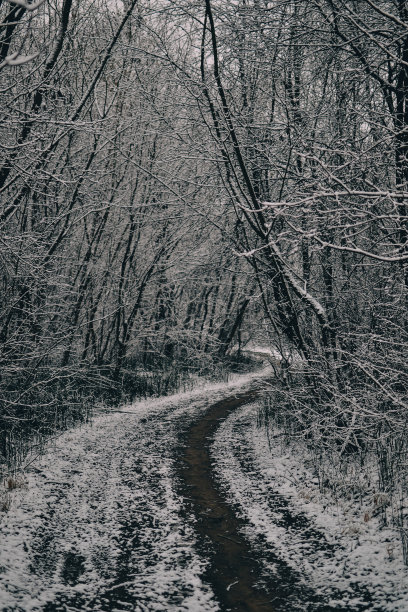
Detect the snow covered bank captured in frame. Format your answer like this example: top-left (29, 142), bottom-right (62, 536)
top-left (212, 402), bottom-right (408, 611)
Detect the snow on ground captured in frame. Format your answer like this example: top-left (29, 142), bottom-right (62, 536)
top-left (0, 370), bottom-right (265, 612)
top-left (239, 342), bottom-right (303, 364)
top-left (212, 402), bottom-right (408, 611)
top-left (112, 367), bottom-right (270, 417)
top-left (3, 366), bottom-right (407, 611)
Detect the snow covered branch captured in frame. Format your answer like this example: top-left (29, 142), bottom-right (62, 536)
top-left (7, 0), bottom-right (45, 11)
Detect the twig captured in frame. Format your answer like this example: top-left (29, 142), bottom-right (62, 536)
top-left (226, 580), bottom-right (239, 591)
top-left (218, 533), bottom-right (241, 545)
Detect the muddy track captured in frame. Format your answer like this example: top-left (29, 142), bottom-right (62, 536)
top-left (177, 389), bottom-right (317, 612)
top-left (212, 402), bottom-right (374, 611)
top-left (1, 382), bottom-right (402, 610)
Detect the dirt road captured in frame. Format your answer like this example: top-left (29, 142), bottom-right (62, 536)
top-left (0, 378), bottom-right (377, 610)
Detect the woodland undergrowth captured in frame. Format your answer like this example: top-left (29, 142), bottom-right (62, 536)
top-left (260, 373), bottom-right (408, 565)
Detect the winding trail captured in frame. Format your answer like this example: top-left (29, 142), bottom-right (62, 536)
top-left (177, 390), bottom-right (317, 611)
top-left (1, 376), bottom-right (399, 610)
top-left (179, 390), bottom-right (274, 611)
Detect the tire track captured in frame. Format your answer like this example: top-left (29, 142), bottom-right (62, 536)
top-left (211, 403), bottom-right (375, 611)
top-left (177, 390), bottom-right (317, 612)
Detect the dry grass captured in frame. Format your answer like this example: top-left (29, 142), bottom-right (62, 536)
top-left (0, 474), bottom-right (27, 513)
top-left (5, 475), bottom-right (27, 490)
top-left (0, 494), bottom-right (11, 512)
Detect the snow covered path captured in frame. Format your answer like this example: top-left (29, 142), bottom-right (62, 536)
top-left (177, 389), bottom-right (319, 611)
top-left (1, 371), bottom-right (408, 611)
top-left (0, 374), bottom-right (262, 611)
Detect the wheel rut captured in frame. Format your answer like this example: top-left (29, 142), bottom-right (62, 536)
top-left (177, 389), bottom-right (316, 612)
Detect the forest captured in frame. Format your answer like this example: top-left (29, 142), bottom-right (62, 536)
top-left (0, 0), bottom-right (408, 607)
